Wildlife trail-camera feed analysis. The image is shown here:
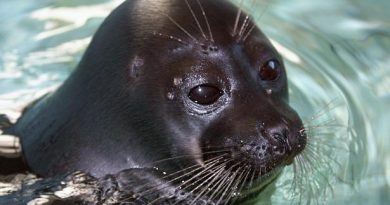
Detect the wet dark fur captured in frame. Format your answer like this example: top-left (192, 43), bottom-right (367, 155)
top-left (2, 0), bottom-right (306, 204)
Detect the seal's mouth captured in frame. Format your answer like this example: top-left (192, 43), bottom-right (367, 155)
top-left (199, 147), bottom-right (285, 192)
top-left (183, 129), bottom-right (307, 203)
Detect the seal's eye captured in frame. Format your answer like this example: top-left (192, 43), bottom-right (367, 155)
top-left (188, 84), bottom-right (223, 105)
top-left (259, 60), bottom-right (281, 81)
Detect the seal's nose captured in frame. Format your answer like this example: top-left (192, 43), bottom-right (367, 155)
top-left (199, 98), bottom-right (306, 172)
top-left (258, 121), bottom-right (306, 165)
top-left (267, 128), bottom-right (293, 165)
top-left (228, 120), bottom-right (306, 169)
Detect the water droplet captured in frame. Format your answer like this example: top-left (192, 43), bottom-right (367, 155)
top-left (167, 92), bottom-right (174, 100)
top-left (173, 77), bottom-right (182, 86)
top-left (129, 56), bottom-right (144, 78)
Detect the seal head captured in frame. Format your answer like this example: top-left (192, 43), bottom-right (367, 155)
top-left (12, 0), bottom-right (306, 203)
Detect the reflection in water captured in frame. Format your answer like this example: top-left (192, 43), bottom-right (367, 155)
top-left (0, 0), bottom-right (389, 204)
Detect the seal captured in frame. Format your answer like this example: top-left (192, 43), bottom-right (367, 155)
top-left (5, 0), bottom-right (307, 204)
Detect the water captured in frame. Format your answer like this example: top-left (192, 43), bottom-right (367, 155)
top-left (0, 0), bottom-right (388, 204)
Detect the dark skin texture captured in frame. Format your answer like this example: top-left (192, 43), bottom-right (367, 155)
top-left (5, 0), bottom-right (306, 203)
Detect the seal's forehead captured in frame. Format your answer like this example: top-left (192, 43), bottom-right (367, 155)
top-left (159, 0), bottom-right (254, 44)
top-left (128, 0), bottom-right (265, 47)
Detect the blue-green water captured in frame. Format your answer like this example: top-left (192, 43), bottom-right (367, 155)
top-left (0, 0), bottom-right (388, 204)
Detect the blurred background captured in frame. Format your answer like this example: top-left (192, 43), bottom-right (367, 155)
top-left (0, 0), bottom-right (388, 204)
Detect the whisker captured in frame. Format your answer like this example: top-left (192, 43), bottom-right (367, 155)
top-left (303, 98), bottom-right (340, 124)
top-left (228, 165), bottom-right (252, 205)
top-left (145, 161), bottom-right (223, 205)
top-left (237, 15), bottom-right (250, 42)
top-left (237, 0), bottom-right (256, 41)
top-left (208, 161), bottom-right (243, 201)
top-left (187, 164), bottom-right (228, 205)
top-left (290, 156), bottom-right (302, 201)
top-left (298, 153), bottom-right (333, 203)
top-left (224, 170), bottom-right (246, 205)
top-left (304, 124), bottom-right (348, 132)
top-left (307, 128), bottom-right (349, 137)
top-left (196, 0), bottom-right (214, 42)
top-left (146, 155), bottom-right (224, 186)
top-left (126, 150), bottom-right (232, 202)
top-left (306, 134), bottom-right (349, 153)
top-left (290, 131), bottom-right (342, 205)
top-left (303, 118), bottom-right (339, 130)
top-left (128, 155), bottom-right (225, 201)
top-left (206, 172), bottom-right (231, 201)
top-left (302, 153), bottom-right (335, 190)
top-left (304, 142), bottom-right (345, 171)
top-left (146, 149), bottom-right (230, 166)
top-left (178, 160), bottom-right (230, 192)
top-left (203, 173), bottom-right (229, 201)
top-left (291, 159), bottom-right (299, 193)
top-left (185, 0), bottom-right (207, 41)
top-left (160, 12), bottom-right (198, 43)
top-left (232, 0), bottom-right (244, 36)
top-left (242, 2), bottom-right (270, 42)
top-left (248, 165), bottom-right (258, 189)
top-left (216, 165), bottom-right (243, 204)
top-left (150, 160), bottom-right (229, 205)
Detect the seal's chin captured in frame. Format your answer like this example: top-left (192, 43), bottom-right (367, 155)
top-left (239, 166), bottom-right (283, 197)
top-left (209, 157), bottom-right (284, 201)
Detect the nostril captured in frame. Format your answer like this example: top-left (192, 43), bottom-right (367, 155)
top-left (272, 132), bottom-right (286, 144)
top-left (258, 152), bottom-right (264, 158)
top-left (269, 129), bottom-right (290, 156)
